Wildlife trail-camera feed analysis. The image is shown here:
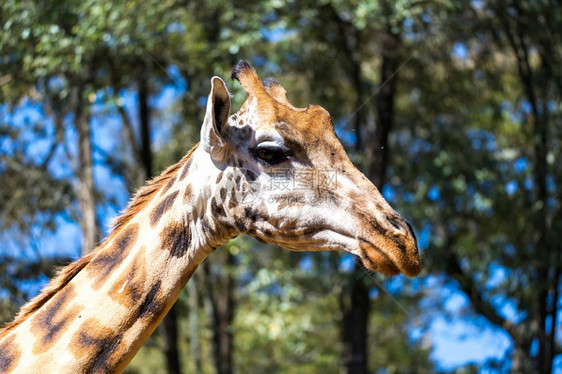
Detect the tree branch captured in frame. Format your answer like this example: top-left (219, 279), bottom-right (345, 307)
top-left (444, 235), bottom-right (516, 337)
top-left (116, 102), bottom-right (143, 167)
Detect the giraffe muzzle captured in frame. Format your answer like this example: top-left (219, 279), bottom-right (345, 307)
top-left (355, 211), bottom-right (421, 277)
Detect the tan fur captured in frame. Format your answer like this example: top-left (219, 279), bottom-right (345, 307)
top-left (232, 62), bottom-right (270, 100)
top-left (264, 80), bottom-right (291, 106)
top-left (233, 63), bottom-right (332, 143)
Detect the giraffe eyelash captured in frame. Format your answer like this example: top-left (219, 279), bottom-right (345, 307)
top-left (253, 146), bottom-right (291, 165)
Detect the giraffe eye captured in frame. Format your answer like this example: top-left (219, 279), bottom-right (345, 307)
top-left (255, 147), bottom-right (288, 165)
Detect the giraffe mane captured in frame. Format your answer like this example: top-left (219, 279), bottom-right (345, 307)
top-left (0, 253), bottom-right (94, 338)
top-left (110, 143), bottom-right (198, 235)
top-left (0, 143), bottom-right (199, 338)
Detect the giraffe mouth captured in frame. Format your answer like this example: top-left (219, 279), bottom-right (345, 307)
top-left (358, 239), bottom-right (403, 277)
top-left (258, 227), bottom-right (354, 253)
top-left (277, 229), bottom-right (406, 276)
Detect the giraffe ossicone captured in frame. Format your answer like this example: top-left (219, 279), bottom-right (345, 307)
top-left (0, 60), bottom-right (421, 373)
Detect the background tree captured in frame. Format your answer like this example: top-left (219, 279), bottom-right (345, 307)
top-left (388, 1), bottom-right (562, 372)
top-left (2, 0), bottom-right (562, 373)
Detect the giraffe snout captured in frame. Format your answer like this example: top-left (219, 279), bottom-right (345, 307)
top-left (393, 218), bottom-right (422, 277)
top-left (360, 211), bottom-right (422, 277)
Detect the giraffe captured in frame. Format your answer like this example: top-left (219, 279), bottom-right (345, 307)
top-left (0, 60), bottom-right (421, 373)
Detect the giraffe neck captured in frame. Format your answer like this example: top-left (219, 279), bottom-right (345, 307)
top-left (0, 144), bottom-right (232, 373)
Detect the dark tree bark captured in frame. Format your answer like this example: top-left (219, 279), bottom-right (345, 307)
top-left (432, 2), bottom-right (560, 372)
top-left (315, 5), bottom-right (373, 372)
top-left (188, 277), bottom-right (203, 374)
top-left (162, 304), bottom-right (182, 374)
top-left (136, 68), bottom-right (183, 374)
top-left (472, 3), bottom-right (559, 372)
top-left (204, 252), bottom-right (234, 374)
top-left (216, 252), bottom-right (234, 374)
top-left (333, 2), bottom-right (401, 371)
top-left (368, 22), bottom-right (400, 189)
top-left (72, 81), bottom-right (99, 255)
top-left (341, 269), bottom-right (370, 374)
top-left (139, 72), bottom-right (153, 180)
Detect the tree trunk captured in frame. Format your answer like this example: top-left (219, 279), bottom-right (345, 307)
top-left (216, 251), bottom-right (234, 374)
top-left (341, 268), bottom-right (370, 374)
top-left (341, 70), bottom-right (370, 372)
top-left (139, 71), bottom-right (153, 180)
top-left (330, 9), bottom-right (372, 373)
top-left (137, 69), bottom-right (183, 374)
top-left (341, 15), bottom-right (401, 374)
top-left (368, 22), bottom-right (400, 188)
top-left (162, 304), bottom-right (182, 374)
top-left (188, 277), bottom-right (203, 374)
top-left (73, 83), bottom-right (99, 255)
top-left (204, 252), bottom-right (234, 374)
top-left (496, 5), bottom-right (556, 371)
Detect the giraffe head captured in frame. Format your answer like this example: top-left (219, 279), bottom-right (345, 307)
top-left (199, 60), bottom-right (421, 277)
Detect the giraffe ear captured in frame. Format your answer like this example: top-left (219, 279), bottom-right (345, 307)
top-left (201, 76), bottom-right (231, 162)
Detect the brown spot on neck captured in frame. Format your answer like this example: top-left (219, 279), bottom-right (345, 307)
top-left (215, 171), bottom-right (224, 184)
top-left (70, 318), bottom-right (125, 374)
top-left (178, 157), bottom-right (193, 181)
top-left (88, 223), bottom-right (139, 290)
top-left (69, 279), bottom-right (168, 373)
top-left (150, 190), bottom-right (179, 227)
top-left (183, 184), bottom-right (193, 203)
top-left (201, 216), bottom-right (216, 237)
top-left (31, 284), bottom-right (83, 354)
top-left (109, 246), bottom-right (147, 308)
top-left (161, 222), bottom-right (191, 258)
top-left (0, 335), bottom-right (21, 373)
top-left (244, 206), bottom-right (261, 222)
top-left (211, 197), bottom-right (226, 218)
top-left (161, 175), bottom-right (177, 194)
top-left (137, 280), bottom-right (166, 319)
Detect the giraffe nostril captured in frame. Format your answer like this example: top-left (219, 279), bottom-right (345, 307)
top-left (387, 215), bottom-right (405, 234)
top-left (405, 221), bottom-right (418, 243)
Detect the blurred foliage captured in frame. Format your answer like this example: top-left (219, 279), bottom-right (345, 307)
top-left (1, 0), bottom-right (562, 372)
